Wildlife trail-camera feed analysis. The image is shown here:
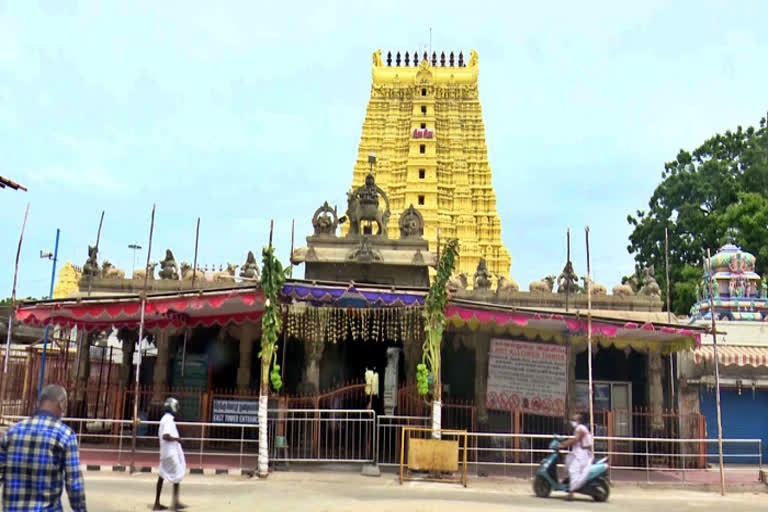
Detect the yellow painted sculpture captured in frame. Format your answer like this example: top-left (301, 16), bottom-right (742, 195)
top-left (344, 49), bottom-right (512, 278)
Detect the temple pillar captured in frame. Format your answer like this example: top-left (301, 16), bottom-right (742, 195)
top-left (116, 328), bottom-right (138, 390)
top-left (300, 337), bottom-right (325, 394)
top-left (236, 323), bottom-right (259, 391)
top-left (152, 331), bottom-right (170, 403)
top-left (648, 349), bottom-right (664, 433)
top-left (473, 333), bottom-right (490, 428)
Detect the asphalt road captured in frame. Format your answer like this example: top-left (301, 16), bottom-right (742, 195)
top-left (67, 471), bottom-right (766, 512)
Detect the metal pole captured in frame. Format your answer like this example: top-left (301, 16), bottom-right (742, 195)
top-left (191, 217), bottom-right (200, 287)
top-left (38, 228), bottom-right (61, 400)
top-left (1, 203), bottom-right (30, 420)
top-left (565, 228), bottom-right (570, 313)
top-left (565, 228), bottom-right (571, 423)
top-left (86, 211), bottom-right (105, 298)
top-left (666, 228), bottom-right (675, 408)
top-left (289, 219), bottom-right (295, 278)
top-left (130, 204), bottom-right (156, 473)
top-left (585, 227), bottom-right (594, 434)
top-left (706, 249), bottom-right (726, 496)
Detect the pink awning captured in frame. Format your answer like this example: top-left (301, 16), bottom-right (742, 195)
top-left (15, 289), bottom-right (265, 331)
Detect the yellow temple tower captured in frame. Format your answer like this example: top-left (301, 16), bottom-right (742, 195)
top-left (345, 49), bottom-right (511, 278)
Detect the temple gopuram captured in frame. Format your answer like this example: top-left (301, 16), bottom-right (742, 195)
top-left (346, 50), bottom-right (511, 279)
top-left (683, 244), bottom-right (768, 463)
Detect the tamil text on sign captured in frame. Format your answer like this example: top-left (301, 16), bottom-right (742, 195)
top-left (486, 339), bottom-right (566, 416)
top-left (211, 399), bottom-right (259, 424)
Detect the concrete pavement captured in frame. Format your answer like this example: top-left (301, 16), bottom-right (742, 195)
top-left (68, 470), bottom-right (766, 512)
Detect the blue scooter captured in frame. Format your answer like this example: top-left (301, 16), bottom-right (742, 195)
top-left (533, 436), bottom-right (610, 502)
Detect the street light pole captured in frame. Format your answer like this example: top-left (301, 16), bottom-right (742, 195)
top-left (37, 229), bottom-right (60, 401)
top-left (128, 243), bottom-right (142, 274)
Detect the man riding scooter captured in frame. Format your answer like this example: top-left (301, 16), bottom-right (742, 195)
top-left (560, 413), bottom-right (594, 501)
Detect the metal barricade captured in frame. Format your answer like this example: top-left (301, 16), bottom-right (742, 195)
top-left (267, 409), bottom-right (376, 464)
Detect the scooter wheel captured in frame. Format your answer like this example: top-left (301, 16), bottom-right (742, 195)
top-left (533, 476), bottom-right (552, 498)
top-left (591, 477), bottom-right (610, 502)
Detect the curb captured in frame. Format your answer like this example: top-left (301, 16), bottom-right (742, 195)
top-left (80, 465), bottom-right (250, 476)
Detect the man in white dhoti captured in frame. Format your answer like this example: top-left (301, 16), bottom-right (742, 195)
top-left (560, 413), bottom-right (594, 501)
top-left (153, 397), bottom-right (186, 511)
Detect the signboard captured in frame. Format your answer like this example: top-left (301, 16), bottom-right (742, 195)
top-left (575, 382), bottom-right (611, 411)
top-left (211, 399), bottom-right (259, 424)
top-left (486, 339), bottom-right (566, 417)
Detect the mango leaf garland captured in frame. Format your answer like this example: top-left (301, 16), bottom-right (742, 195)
top-left (260, 246), bottom-right (290, 393)
top-left (419, 238), bottom-right (459, 398)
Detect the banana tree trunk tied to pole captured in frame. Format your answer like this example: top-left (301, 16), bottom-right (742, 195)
top-left (418, 238), bottom-right (459, 439)
top-left (258, 243), bottom-right (288, 477)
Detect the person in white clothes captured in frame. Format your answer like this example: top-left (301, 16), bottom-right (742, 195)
top-left (153, 397), bottom-right (186, 511)
top-left (560, 413), bottom-right (594, 501)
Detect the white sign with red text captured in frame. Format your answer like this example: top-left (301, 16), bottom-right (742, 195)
top-left (486, 339), bottom-right (566, 417)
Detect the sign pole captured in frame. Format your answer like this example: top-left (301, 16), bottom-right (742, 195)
top-left (130, 204), bottom-right (156, 474)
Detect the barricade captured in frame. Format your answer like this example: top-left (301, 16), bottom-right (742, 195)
top-left (268, 409), bottom-right (375, 464)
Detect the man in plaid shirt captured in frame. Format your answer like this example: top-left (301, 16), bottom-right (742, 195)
top-left (0, 384), bottom-right (87, 511)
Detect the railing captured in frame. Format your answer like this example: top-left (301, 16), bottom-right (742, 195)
top-left (268, 409), bottom-right (375, 463)
top-left (2, 411), bottom-right (761, 484)
top-left (1, 415), bottom-right (260, 471)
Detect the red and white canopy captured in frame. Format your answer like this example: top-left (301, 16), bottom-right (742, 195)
top-left (692, 345), bottom-right (768, 368)
top-left (15, 287), bottom-right (265, 331)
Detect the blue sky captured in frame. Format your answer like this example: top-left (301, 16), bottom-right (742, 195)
top-left (2, 1), bottom-right (767, 298)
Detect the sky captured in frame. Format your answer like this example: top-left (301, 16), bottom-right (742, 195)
top-left (2, 1), bottom-right (767, 299)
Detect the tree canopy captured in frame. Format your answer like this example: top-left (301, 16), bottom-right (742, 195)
top-left (627, 113), bottom-right (768, 315)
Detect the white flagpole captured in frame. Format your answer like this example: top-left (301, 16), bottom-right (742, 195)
top-left (130, 204), bottom-right (156, 473)
top-left (585, 227), bottom-right (594, 434)
top-left (706, 249), bottom-right (726, 496)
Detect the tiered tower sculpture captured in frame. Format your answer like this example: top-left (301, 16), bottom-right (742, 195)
top-left (344, 49), bottom-right (511, 277)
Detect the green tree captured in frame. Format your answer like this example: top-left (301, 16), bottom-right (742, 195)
top-left (627, 114), bottom-right (768, 315)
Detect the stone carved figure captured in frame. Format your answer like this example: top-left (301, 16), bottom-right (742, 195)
top-left (341, 174), bottom-right (391, 237)
top-left (383, 347), bottom-right (401, 416)
top-left (474, 258), bottom-right (492, 290)
top-left (132, 262), bottom-right (157, 281)
top-left (398, 204), bottom-right (424, 239)
top-left (239, 251), bottom-right (260, 280)
top-left (581, 276), bottom-right (607, 295)
top-left (639, 266), bottom-right (661, 298)
top-left (101, 261), bottom-right (125, 280)
top-left (312, 201), bottom-right (339, 237)
top-left (495, 274), bottom-right (519, 294)
top-left (347, 236), bottom-right (383, 263)
top-left (82, 245), bottom-right (99, 278)
top-left (530, 275), bottom-right (556, 294)
top-left (179, 262), bottom-right (200, 281)
top-left (557, 261), bottom-right (579, 294)
top-left (447, 273), bottom-right (469, 291)
top-left (214, 263), bottom-right (238, 282)
top-left (612, 284), bottom-right (635, 297)
top-left (158, 249), bottom-right (179, 280)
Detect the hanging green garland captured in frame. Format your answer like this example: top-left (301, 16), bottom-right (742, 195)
top-left (418, 238), bottom-right (459, 398)
top-left (261, 245), bottom-right (290, 393)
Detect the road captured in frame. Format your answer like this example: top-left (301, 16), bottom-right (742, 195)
top-left (68, 471), bottom-right (766, 512)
